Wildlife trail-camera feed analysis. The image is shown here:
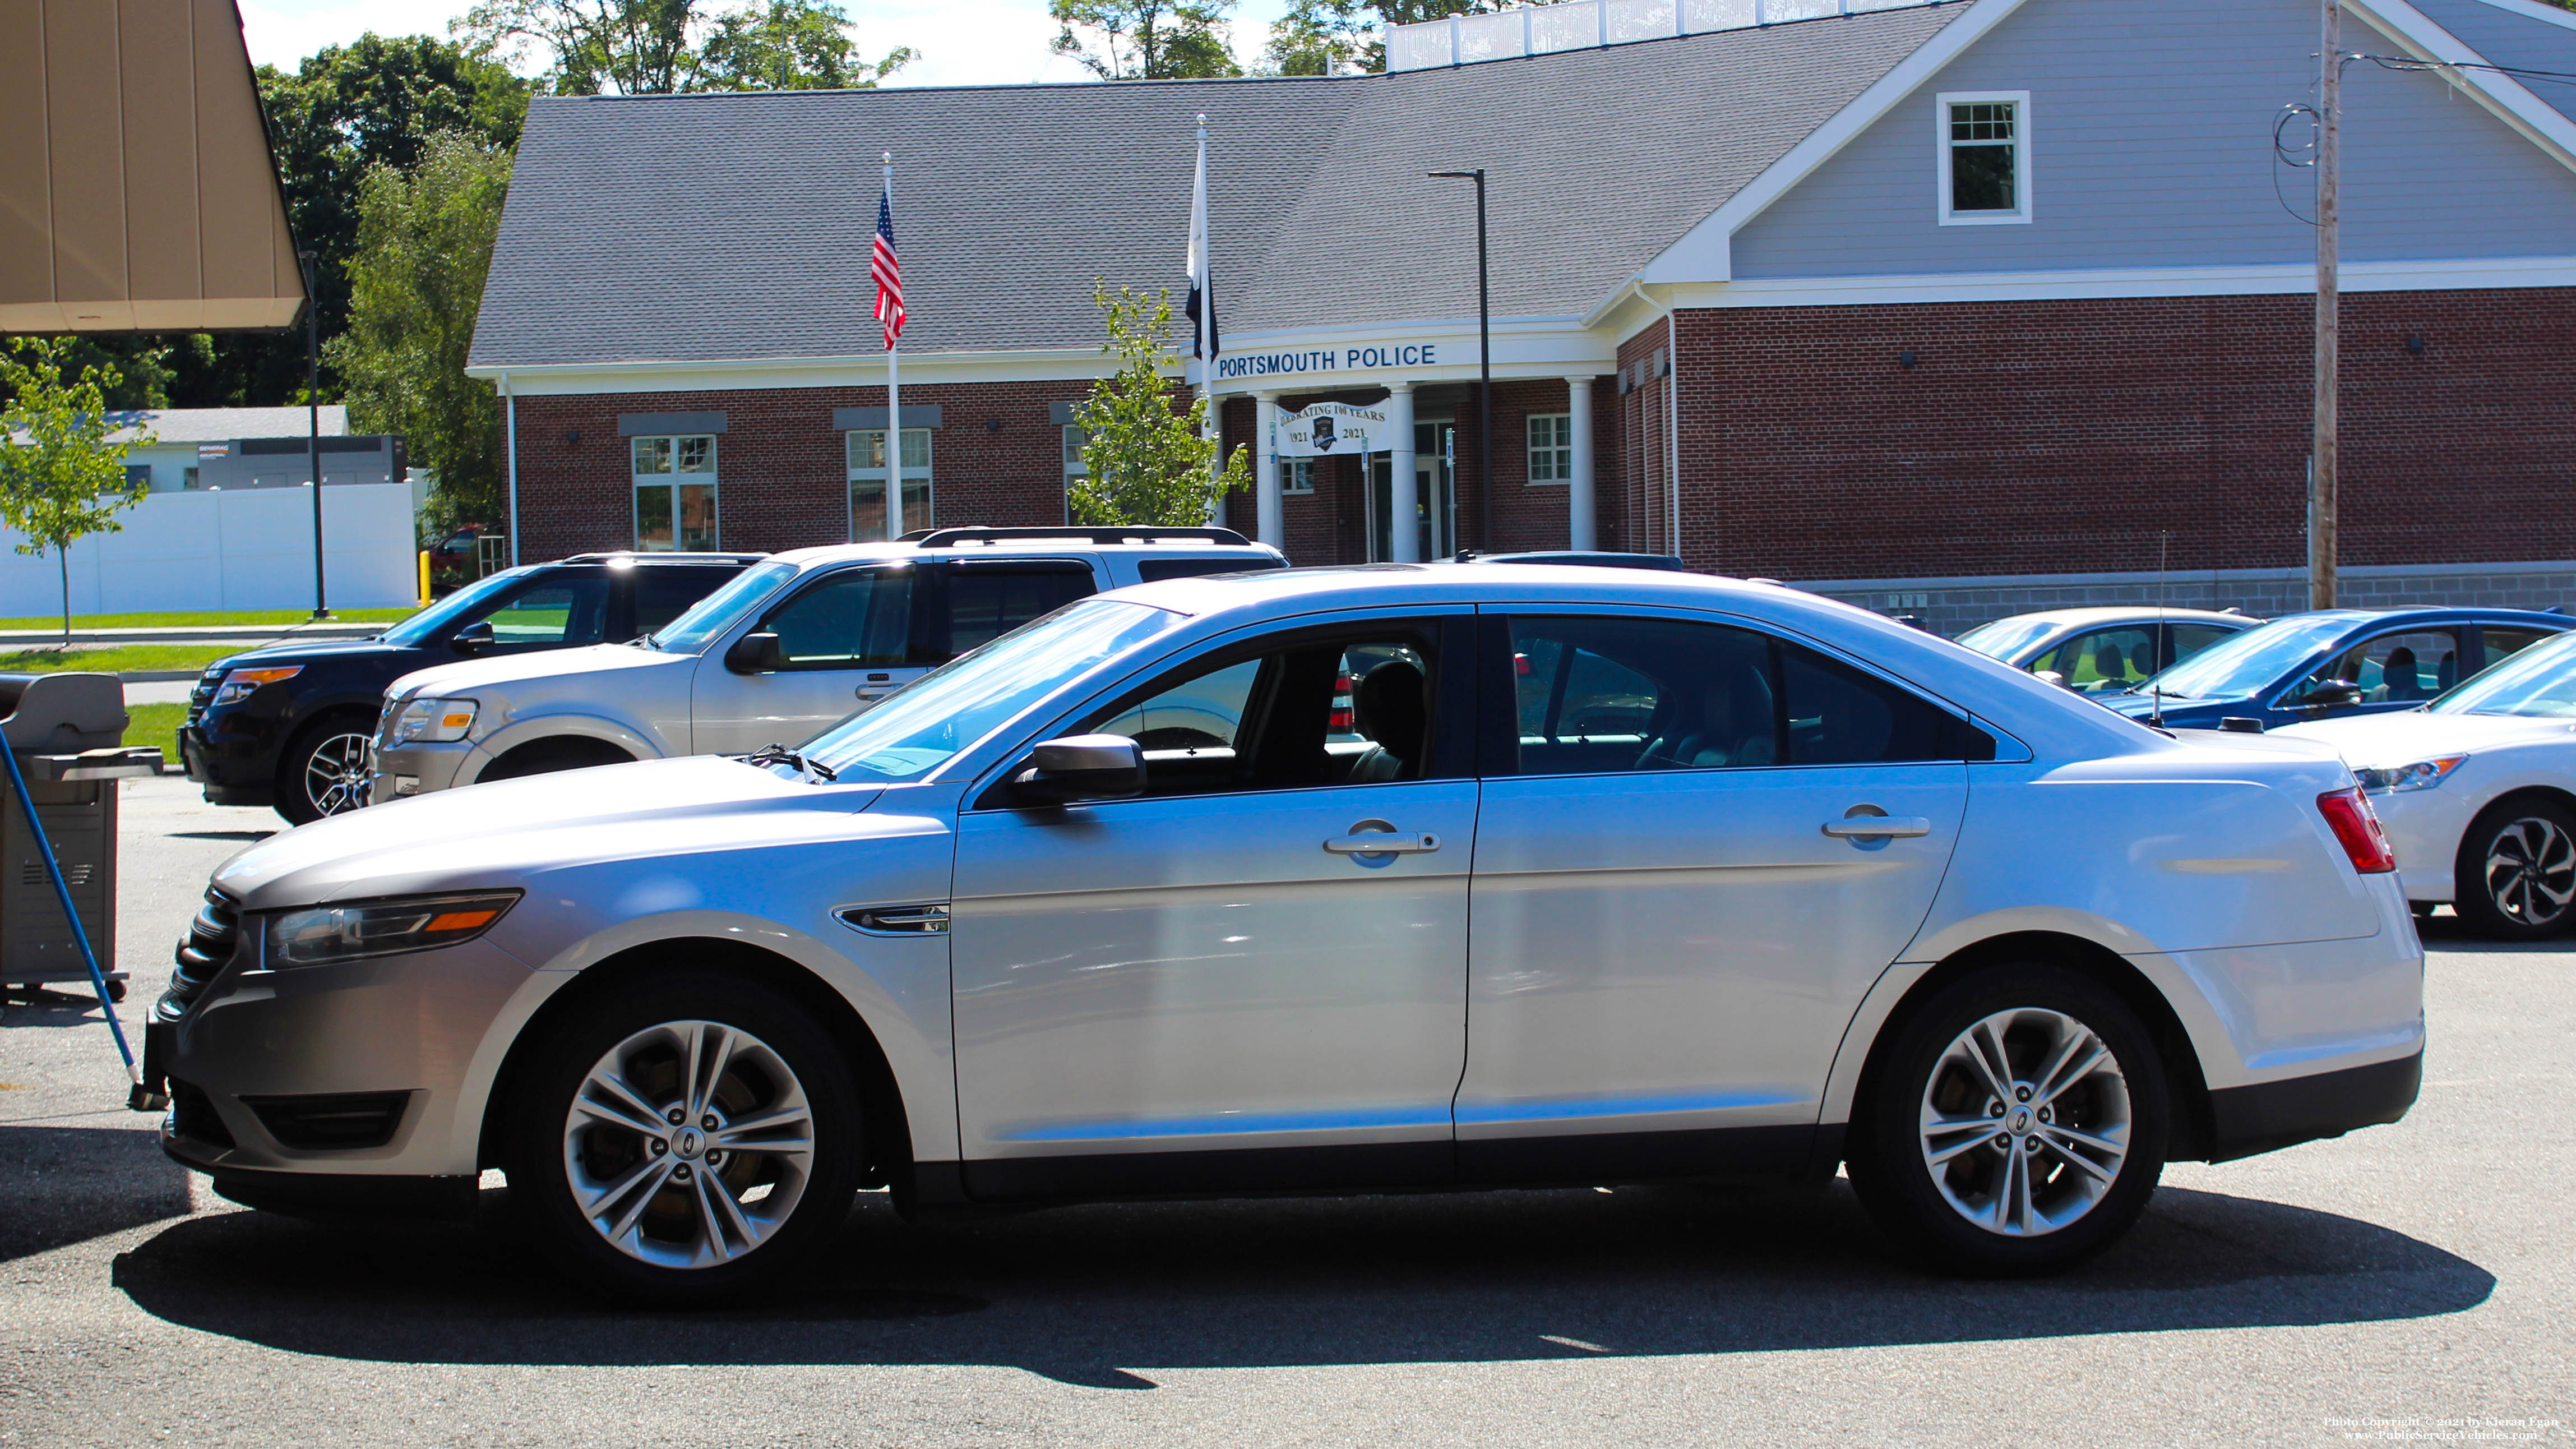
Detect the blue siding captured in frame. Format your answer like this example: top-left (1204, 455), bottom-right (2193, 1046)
top-left (2412, 0), bottom-right (2576, 128)
top-left (1731, 0), bottom-right (2576, 279)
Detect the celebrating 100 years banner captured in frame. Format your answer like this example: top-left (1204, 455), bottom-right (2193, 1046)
top-left (1275, 401), bottom-right (1390, 458)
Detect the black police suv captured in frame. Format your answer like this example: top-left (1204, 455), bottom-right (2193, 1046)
top-left (179, 552), bottom-right (760, 824)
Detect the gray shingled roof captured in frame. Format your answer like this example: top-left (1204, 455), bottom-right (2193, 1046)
top-left (470, 4), bottom-right (1959, 369)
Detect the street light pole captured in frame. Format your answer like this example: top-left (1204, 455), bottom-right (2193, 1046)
top-left (298, 250), bottom-right (328, 620)
top-left (1430, 168), bottom-right (1490, 555)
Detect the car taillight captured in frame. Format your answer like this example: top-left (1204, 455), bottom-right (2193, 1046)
top-left (1329, 672), bottom-right (1354, 732)
top-left (2317, 787), bottom-right (2397, 874)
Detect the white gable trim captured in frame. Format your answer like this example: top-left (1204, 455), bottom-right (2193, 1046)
top-left (1630, 0), bottom-right (2036, 290)
top-left (2350, 0), bottom-right (2576, 174)
top-left (2458, 0), bottom-right (2576, 34)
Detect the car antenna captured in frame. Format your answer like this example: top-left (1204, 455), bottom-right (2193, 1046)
top-left (2151, 529), bottom-right (2170, 730)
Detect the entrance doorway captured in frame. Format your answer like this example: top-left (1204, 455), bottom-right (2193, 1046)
top-left (1366, 421), bottom-right (1455, 562)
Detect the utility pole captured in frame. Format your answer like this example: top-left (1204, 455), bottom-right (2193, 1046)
top-left (2311, 0), bottom-right (2340, 611)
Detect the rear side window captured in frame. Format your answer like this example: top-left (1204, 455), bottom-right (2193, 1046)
top-left (763, 568), bottom-right (914, 670)
top-left (632, 567), bottom-right (739, 638)
top-left (944, 565), bottom-right (1095, 657)
top-left (1497, 615), bottom-right (1987, 776)
top-left (2481, 627), bottom-right (2557, 672)
top-left (1135, 556), bottom-right (1288, 583)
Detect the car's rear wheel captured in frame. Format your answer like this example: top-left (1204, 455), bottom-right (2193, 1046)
top-left (1847, 965), bottom-right (2168, 1276)
top-left (2453, 797), bottom-right (2576, 941)
top-left (276, 716), bottom-right (376, 825)
top-left (507, 970), bottom-right (862, 1304)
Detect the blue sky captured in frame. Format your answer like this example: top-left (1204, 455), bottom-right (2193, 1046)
top-left (237, 0), bottom-right (1300, 89)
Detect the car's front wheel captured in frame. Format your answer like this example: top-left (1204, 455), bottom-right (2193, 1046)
top-left (506, 970), bottom-right (863, 1303)
top-left (2453, 797), bottom-right (2576, 941)
top-left (1847, 965), bottom-right (2169, 1276)
top-left (276, 716), bottom-right (377, 825)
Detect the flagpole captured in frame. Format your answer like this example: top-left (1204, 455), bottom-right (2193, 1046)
top-left (1192, 116), bottom-right (1221, 528)
top-left (883, 151), bottom-right (903, 538)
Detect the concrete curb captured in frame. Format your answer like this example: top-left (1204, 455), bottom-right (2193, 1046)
top-left (0, 621), bottom-right (383, 647)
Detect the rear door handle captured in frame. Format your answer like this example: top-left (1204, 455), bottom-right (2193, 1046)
top-left (1822, 816), bottom-right (1932, 839)
top-left (1325, 830), bottom-right (1441, 855)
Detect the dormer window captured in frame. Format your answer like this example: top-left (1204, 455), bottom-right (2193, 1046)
top-left (1938, 92), bottom-right (2031, 225)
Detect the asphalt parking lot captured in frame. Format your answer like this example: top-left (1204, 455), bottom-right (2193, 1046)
top-left (0, 775), bottom-right (2568, 1447)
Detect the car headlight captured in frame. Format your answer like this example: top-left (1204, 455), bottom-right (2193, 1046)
top-left (211, 666), bottom-right (301, 706)
top-left (390, 696), bottom-right (479, 744)
top-left (263, 890), bottom-right (521, 968)
top-left (2352, 755), bottom-right (2467, 794)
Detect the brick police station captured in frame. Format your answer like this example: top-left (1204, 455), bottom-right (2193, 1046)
top-left (469, 0), bottom-right (2576, 629)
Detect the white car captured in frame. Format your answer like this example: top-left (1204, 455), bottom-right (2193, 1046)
top-left (156, 564), bottom-right (2421, 1301)
top-left (1956, 606), bottom-right (2261, 695)
top-left (368, 527), bottom-right (1283, 801)
top-left (2278, 629), bottom-right (2576, 939)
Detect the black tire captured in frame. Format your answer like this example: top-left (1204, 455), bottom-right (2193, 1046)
top-left (478, 736), bottom-right (632, 784)
top-left (1846, 964), bottom-right (2170, 1277)
top-left (2452, 797), bottom-right (2576, 942)
top-left (2411, 901), bottom-right (2439, 921)
top-left (275, 715), bottom-right (378, 825)
top-left (506, 969), bottom-right (862, 1305)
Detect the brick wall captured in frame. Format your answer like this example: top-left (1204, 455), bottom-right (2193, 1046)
top-left (1672, 287), bottom-right (2576, 583)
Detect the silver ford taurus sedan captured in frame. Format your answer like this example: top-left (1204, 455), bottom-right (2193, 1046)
top-left (151, 565), bottom-right (2425, 1300)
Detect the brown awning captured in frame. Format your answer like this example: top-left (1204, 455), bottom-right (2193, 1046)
top-left (0, 0), bottom-right (304, 334)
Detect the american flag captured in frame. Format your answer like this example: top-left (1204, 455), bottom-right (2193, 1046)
top-left (871, 182), bottom-right (904, 350)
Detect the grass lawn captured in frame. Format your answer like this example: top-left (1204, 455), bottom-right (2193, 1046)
top-left (0, 607), bottom-right (415, 631)
top-left (0, 645), bottom-right (238, 676)
top-left (125, 701), bottom-right (186, 751)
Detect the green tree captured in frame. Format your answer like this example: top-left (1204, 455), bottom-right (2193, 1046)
top-left (324, 135), bottom-right (515, 536)
top-left (458, 0), bottom-right (912, 94)
top-left (1069, 285), bottom-right (1250, 527)
top-left (0, 341), bottom-right (153, 644)
top-left (1052, 0), bottom-right (1243, 79)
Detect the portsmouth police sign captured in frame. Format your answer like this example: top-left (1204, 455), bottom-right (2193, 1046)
top-left (1277, 401), bottom-right (1388, 458)
top-left (1217, 340), bottom-right (1440, 382)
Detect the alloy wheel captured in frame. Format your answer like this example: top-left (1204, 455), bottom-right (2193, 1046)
top-left (2483, 815), bottom-right (2576, 930)
top-left (302, 731), bottom-right (374, 817)
top-left (1917, 1007), bottom-right (2132, 1237)
top-left (561, 1019), bottom-right (816, 1270)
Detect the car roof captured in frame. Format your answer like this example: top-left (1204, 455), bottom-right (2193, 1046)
top-left (766, 538), bottom-right (1283, 568)
top-left (1977, 605), bottom-right (2260, 630)
top-left (2272, 606), bottom-right (2574, 627)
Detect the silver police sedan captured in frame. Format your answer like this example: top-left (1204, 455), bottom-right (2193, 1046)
top-left (153, 565), bottom-right (2425, 1301)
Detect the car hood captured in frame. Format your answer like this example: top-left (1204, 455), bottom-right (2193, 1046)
top-left (2274, 709), bottom-right (2576, 763)
top-left (211, 755), bottom-right (884, 910)
top-left (386, 641), bottom-right (690, 701)
top-left (209, 636), bottom-right (401, 671)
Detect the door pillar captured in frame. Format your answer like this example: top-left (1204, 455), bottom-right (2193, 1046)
top-left (1386, 383), bottom-right (1418, 563)
top-left (1565, 375), bottom-right (1597, 552)
top-left (1255, 392), bottom-right (1283, 551)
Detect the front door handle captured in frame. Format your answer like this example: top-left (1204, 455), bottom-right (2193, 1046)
top-left (1325, 824), bottom-right (1441, 855)
top-left (1823, 816), bottom-right (1932, 839)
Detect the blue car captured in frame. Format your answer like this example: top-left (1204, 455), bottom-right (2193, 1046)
top-left (2107, 608), bottom-right (2574, 731)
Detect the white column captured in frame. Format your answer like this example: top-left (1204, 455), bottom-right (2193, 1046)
top-left (1565, 375), bottom-right (1596, 552)
top-left (1255, 392), bottom-right (1283, 551)
top-left (1203, 374), bottom-right (1225, 528)
top-left (1386, 384), bottom-right (1418, 562)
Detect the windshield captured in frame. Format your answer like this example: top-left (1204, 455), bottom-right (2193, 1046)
top-left (2433, 630), bottom-right (2576, 717)
top-left (380, 570), bottom-right (529, 646)
top-left (1954, 617), bottom-right (2058, 661)
top-left (802, 598), bottom-right (1182, 783)
top-left (2143, 615), bottom-right (2354, 700)
top-left (650, 559), bottom-right (798, 653)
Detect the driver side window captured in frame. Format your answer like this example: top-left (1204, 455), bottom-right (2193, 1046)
top-left (480, 574), bottom-right (611, 647)
top-left (2298, 629), bottom-right (2461, 704)
top-left (760, 569), bottom-right (914, 670)
top-left (1082, 626), bottom-right (1445, 799)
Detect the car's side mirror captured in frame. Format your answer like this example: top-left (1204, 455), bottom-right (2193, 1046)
top-left (451, 620), bottom-right (497, 653)
top-left (1010, 734), bottom-right (1145, 805)
top-left (2300, 680), bottom-right (2362, 707)
top-left (726, 631), bottom-right (783, 674)
top-left (2033, 670), bottom-right (2068, 690)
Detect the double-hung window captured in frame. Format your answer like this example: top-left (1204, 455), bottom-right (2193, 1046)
top-left (848, 428), bottom-right (933, 542)
top-left (1527, 414), bottom-right (1572, 484)
top-left (1280, 458), bottom-right (1315, 495)
top-left (633, 435), bottom-right (718, 551)
top-left (1937, 91), bottom-right (2031, 225)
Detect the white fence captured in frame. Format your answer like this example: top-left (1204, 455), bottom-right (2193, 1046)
top-left (1386, 0), bottom-right (1938, 70)
top-left (0, 483), bottom-right (418, 616)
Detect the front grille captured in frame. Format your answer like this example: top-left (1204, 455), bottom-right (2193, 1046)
top-left (168, 1078), bottom-right (235, 1150)
top-left (184, 666), bottom-right (225, 724)
top-left (158, 888), bottom-right (240, 1026)
top-left (243, 1091), bottom-right (412, 1151)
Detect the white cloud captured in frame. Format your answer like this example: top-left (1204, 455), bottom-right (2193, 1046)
top-left (235, 0), bottom-right (1295, 86)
